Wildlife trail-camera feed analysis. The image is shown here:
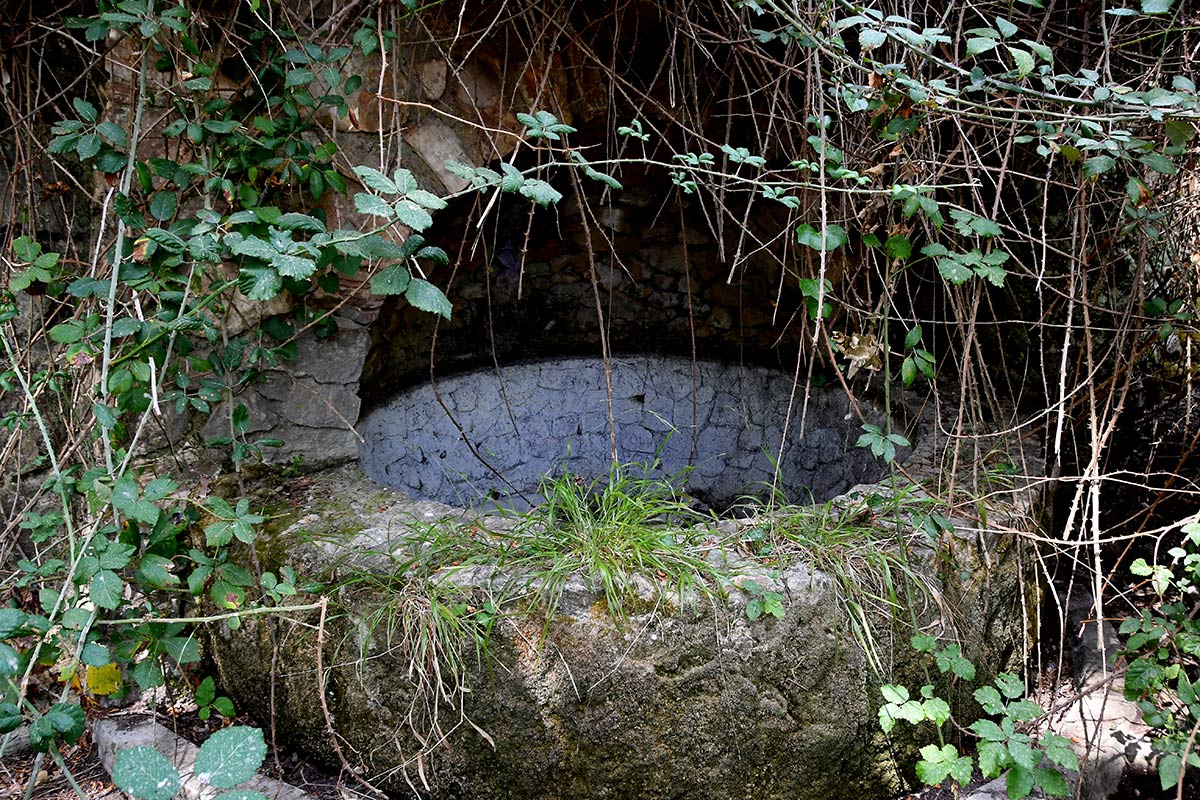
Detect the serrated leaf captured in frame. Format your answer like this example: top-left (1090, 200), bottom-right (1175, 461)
top-left (881, 684), bottom-right (909, 704)
top-left (0, 702), bottom-right (22, 734)
top-left (995, 16), bottom-right (1018, 37)
top-left (995, 672), bottom-right (1025, 698)
top-left (967, 37), bottom-right (997, 56)
top-left (977, 740), bottom-right (1009, 777)
top-left (974, 685), bottom-right (1005, 714)
top-left (354, 193), bottom-right (395, 219)
top-left (1082, 154), bottom-right (1116, 179)
top-left (1041, 733), bottom-right (1079, 772)
top-left (1006, 765), bottom-right (1036, 799)
top-left (0, 643), bottom-right (19, 676)
top-left (922, 697), bottom-right (951, 725)
top-left (194, 726), bottom-right (267, 788)
top-left (72, 97), bottom-right (98, 122)
top-left (113, 746), bottom-right (180, 800)
top-left (518, 179), bottom-right (563, 207)
top-left (237, 265), bottom-right (282, 301)
top-left (149, 191), bottom-right (178, 222)
top-left (0, 608), bottom-right (29, 640)
top-left (90, 570), bottom-right (124, 610)
top-left (1140, 151), bottom-right (1178, 176)
top-left (1007, 46), bottom-right (1034, 78)
top-left (370, 264), bottom-right (411, 295)
top-left (885, 235), bottom-right (911, 260)
top-left (276, 213), bottom-right (325, 232)
top-left (393, 199), bottom-right (434, 230)
top-left (415, 246), bottom-right (449, 266)
top-left (86, 662), bottom-right (123, 696)
top-left (352, 166), bottom-right (398, 194)
top-left (162, 636), bottom-right (200, 665)
top-left (405, 279), bottom-right (452, 319)
top-left (138, 554), bottom-right (179, 589)
top-left (859, 28), bottom-right (887, 50)
top-left (796, 223), bottom-right (848, 251)
top-left (405, 189), bottom-right (447, 210)
top-left (81, 642), bottom-right (110, 667)
top-left (45, 703), bottom-right (85, 743)
top-left (937, 257), bottom-right (973, 285)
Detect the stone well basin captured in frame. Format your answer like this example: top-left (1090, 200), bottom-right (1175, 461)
top-left (210, 361), bottom-right (1036, 799)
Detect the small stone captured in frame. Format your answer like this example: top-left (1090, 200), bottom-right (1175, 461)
top-left (419, 59), bottom-right (447, 99)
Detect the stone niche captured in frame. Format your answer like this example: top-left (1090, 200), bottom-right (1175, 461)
top-left (359, 355), bottom-right (890, 511)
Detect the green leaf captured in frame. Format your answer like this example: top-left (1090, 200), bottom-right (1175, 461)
top-left (216, 792), bottom-right (269, 800)
top-left (1141, 0), bottom-right (1174, 13)
top-left (113, 746), bottom-right (181, 800)
top-left (405, 189), bottom-right (447, 210)
top-left (922, 697), bottom-right (951, 725)
top-left (518, 179), bottom-right (563, 207)
top-left (969, 718), bottom-right (1006, 741)
top-left (1041, 733), bottom-right (1080, 772)
top-left (974, 685), bottom-right (1005, 714)
top-left (796, 223), bottom-right (848, 251)
top-left (237, 265), bottom-right (282, 301)
top-left (352, 166), bottom-right (398, 195)
top-left (76, 133), bottom-right (102, 160)
top-left (1006, 764), bottom-right (1036, 799)
top-left (995, 16), bottom-right (1018, 38)
top-left (1008, 740), bottom-right (1041, 770)
top-left (393, 199), bottom-right (434, 230)
top-left (1160, 752), bottom-right (1183, 790)
top-left (937, 257), bottom-right (973, 285)
top-left (1140, 152), bottom-right (1178, 176)
top-left (967, 37), bottom-right (997, 56)
top-left (881, 684), bottom-right (909, 704)
top-left (162, 636), bottom-right (200, 665)
top-left (994, 672), bottom-right (1025, 698)
top-left (1165, 120), bottom-right (1196, 147)
top-left (406, 279), bottom-right (452, 319)
top-left (72, 97), bottom-right (98, 122)
top-left (143, 477), bottom-right (176, 501)
top-left (859, 28), bottom-right (887, 50)
top-left (137, 554), bottom-right (179, 589)
top-left (1035, 766), bottom-right (1070, 796)
top-left (0, 608), bottom-right (29, 639)
top-left (1007, 46), bottom-right (1035, 78)
top-left (90, 570), bottom-right (124, 610)
top-left (1082, 155), bottom-right (1116, 179)
top-left (977, 740), bottom-right (1009, 777)
top-left (284, 68), bottom-right (314, 88)
top-left (45, 703), bottom-right (85, 743)
top-left (0, 702), bottom-right (22, 734)
top-left (0, 643), bottom-right (20, 676)
top-left (354, 193), bottom-right (395, 219)
top-left (81, 642), bottom-right (111, 667)
top-left (916, 743), bottom-right (972, 786)
top-left (370, 264), bottom-right (411, 295)
top-left (276, 213), bottom-right (325, 232)
top-left (194, 726), bottom-right (267, 788)
top-left (147, 190), bottom-right (178, 222)
top-left (884, 235), bottom-right (911, 260)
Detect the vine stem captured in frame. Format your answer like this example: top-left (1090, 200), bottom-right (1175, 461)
top-left (98, 10), bottom-right (152, 474)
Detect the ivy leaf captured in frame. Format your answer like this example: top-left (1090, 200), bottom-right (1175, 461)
top-left (113, 746), bottom-right (181, 800)
top-left (194, 726), bottom-right (267, 788)
top-left (405, 279), bottom-right (453, 319)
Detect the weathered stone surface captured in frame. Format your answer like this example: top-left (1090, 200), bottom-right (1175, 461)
top-left (360, 355), bottom-right (895, 510)
top-left (211, 404), bottom-right (1037, 800)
